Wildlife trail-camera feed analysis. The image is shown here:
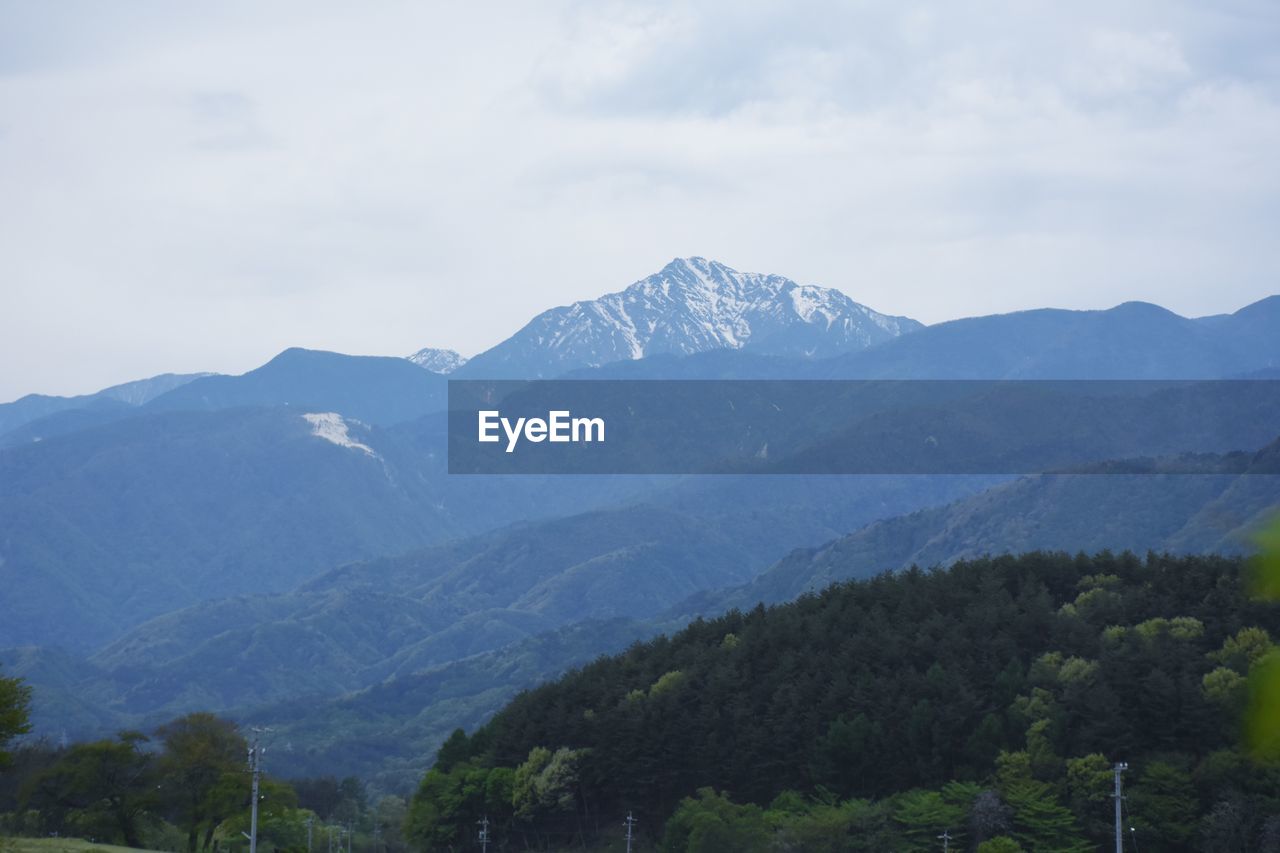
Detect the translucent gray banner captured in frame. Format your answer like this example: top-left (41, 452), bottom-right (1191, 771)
top-left (447, 380), bottom-right (1280, 475)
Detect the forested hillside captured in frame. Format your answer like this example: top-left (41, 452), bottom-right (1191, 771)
top-left (407, 551), bottom-right (1280, 851)
top-left (713, 441), bottom-right (1280, 610)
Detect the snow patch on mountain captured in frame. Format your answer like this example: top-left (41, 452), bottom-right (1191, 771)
top-left (302, 413), bottom-right (377, 457)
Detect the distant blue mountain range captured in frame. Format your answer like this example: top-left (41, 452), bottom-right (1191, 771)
top-left (2, 257), bottom-right (1278, 787)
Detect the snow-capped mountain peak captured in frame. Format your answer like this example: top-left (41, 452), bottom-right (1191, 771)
top-left (459, 258), bottom-right (922, 378)
top-left (407, 347), bottom-right (469, 374)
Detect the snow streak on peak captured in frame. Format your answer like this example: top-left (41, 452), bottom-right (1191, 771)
top-left (302, 413), bottom-right (377, 457)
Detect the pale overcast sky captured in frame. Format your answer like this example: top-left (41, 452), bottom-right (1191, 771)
top-left (2, 0), bottom-right (1279, 399)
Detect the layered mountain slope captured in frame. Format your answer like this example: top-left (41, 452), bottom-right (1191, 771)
top-left (4, 508), bottom-right (762, 734)
top-left (0, 406), bottom-right (653, 650)
top-left (0, 407), bottom-right (456, 649)
top-left (819, 297), bottom-right (1280, 379)
top-left (3, 471), bottom-right (994, 738)
top-left (459, 257), bottom-right (921, 378)
top-left (82, 506), bottom-right (793, 714)
top-left (146, 348), bottom-right (446, 425)
top-left (6, 359), bottom-right (1276, 654)
top-left (0, 372), bottom-right (208, 438)
top-left (719, 441), bottom-right (1280, 609)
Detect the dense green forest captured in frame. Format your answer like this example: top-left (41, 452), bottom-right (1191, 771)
top-left (406, 552), bottom-right (1280, 851)
top-left (6, 550), bottom-right (1280, 851)
top-left (0, 706), bottom-right (408, 853)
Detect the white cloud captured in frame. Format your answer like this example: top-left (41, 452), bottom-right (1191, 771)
top-left (1, 0), bottom-right (1278, 399)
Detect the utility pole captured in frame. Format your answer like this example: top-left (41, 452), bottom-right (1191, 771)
top-left (1113, 761), bottom-right (1129, 853)
top-left (624, 812), bottom-right (637, 853)
top-left (937, 829), bottom-right (951, 852)
top-left (347, 821), bottom-right (353, 853)
top-left (477, 815), bottom-right (490, 853)
top-left (306, 815), bottom-right (314, 853)
top-left (247, 728), bottom-right (269, 853)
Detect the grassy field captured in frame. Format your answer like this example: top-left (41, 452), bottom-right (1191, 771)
top-left (2, 838), bottom-right (167, 853)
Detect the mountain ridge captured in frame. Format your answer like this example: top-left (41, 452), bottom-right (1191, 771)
top-left (144, 348), bottom-right (447, 425)
top-left (0, 372), bottom-right (210, 438)
top-left (818, 295), bottom-right (1280, 379)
